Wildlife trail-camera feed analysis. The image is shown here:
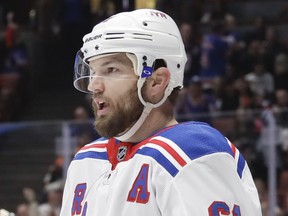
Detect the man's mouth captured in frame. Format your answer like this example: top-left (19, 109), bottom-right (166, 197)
top-left (94, 99), bottom-right (110, 116)
top-left (97, 101), bottom-right (105, 110)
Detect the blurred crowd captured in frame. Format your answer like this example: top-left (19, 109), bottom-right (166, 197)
top-left (0, 11), bottom-right (29, 122)
top-left (1, 0), bottom-right (288, 215)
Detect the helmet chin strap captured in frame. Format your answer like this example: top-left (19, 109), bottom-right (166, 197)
top-left (115, 104), bottom-right (153, 142)
top-left (115, 77), bottom-right (173, 142)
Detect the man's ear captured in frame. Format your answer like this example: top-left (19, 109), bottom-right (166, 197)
top-left (148, 67), bottom-right (170, 103)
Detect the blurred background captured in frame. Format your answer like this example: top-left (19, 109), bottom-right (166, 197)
top-left (1, 0), bottom-right (288, 215)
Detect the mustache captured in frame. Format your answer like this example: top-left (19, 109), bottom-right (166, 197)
top-left (92, 91), bottom-right (102, 99)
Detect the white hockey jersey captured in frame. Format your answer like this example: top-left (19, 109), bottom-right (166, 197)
top-left (60, 121), bottom-right (262, 215)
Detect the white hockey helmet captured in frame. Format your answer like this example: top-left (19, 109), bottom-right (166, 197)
top-left (74, 9), bottom-right (187, 141)
top-left (74, 8), bottom-right (187, 93)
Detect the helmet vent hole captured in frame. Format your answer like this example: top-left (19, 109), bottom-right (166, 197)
top-left (143, 21), bottom-right (148, 26)
top-left (153, 59), bottom-right (167, 70)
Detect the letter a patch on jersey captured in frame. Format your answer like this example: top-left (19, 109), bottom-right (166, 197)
top-left (127, 164), bottom-right (150, 204)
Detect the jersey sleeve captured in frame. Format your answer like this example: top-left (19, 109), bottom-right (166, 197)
top-left (157, 154), bottom-right (261, 215)
top-left (152, 122), bottom-right (262, 216)
top-left (60, 138), bottom-right (109, 215)
top-left (60, 164), bottom-right (72, 215)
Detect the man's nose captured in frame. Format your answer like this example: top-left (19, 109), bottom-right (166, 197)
top-left (87, 76), bottom-right (105, 93)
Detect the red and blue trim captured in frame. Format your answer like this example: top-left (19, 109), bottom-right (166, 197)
top-left (135, 122), bottom-right (246, 178)
top-left (73, 141), bottom-right (108, 161)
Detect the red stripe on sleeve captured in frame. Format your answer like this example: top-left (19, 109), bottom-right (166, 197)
top-left (231, 143), bottom-right (236, 158)
top-left (80, 143), bottom-right (107, 150)
top-left (149, 139), bottom-right (187, 167)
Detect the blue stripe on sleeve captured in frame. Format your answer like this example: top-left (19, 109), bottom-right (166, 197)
top-left (74, 151), bottom-right (108, 161)
top-left (136, 147), bottom-right (179, 177)
top-left (237, 153), bottom-right (246, 178)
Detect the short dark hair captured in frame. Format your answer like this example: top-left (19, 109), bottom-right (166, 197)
top-left (168, 87), bottom-right (181, 105)
top-left (152, 59), bottom-right (181, 105)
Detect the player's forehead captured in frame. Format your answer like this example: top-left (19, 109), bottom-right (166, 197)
top-left (88, 53), bottom-right (133, 69)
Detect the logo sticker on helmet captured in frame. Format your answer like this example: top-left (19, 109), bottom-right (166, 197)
top-left (141, 66), bottom-right (153, 78)
top-left (149, 11), bottom-right (167, 19)
top-left (84, 34), bottom-right (102, 43)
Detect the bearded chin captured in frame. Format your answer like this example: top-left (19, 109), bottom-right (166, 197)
top-left (93, 91), bottom-right (144, 139)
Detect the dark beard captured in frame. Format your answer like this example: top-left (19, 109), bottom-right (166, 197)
top-left (92, 88), bottom-right (144, 138)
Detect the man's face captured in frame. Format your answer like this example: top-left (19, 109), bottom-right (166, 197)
top-left (88, 53), bottom-right (144, 138)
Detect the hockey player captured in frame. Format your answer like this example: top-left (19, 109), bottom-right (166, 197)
top-left (60, 9), bottom-right (262, 215)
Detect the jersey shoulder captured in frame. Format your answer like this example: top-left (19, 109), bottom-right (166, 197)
top-left (158, 121), bottom-right (234, 159)
top-left (135, 122), bottom-right (241, 177)
top-left (73, 137), bottom-right (109, 161)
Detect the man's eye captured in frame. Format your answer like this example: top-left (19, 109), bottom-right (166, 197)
top-left (107, 67), bottom-right (118, 73)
